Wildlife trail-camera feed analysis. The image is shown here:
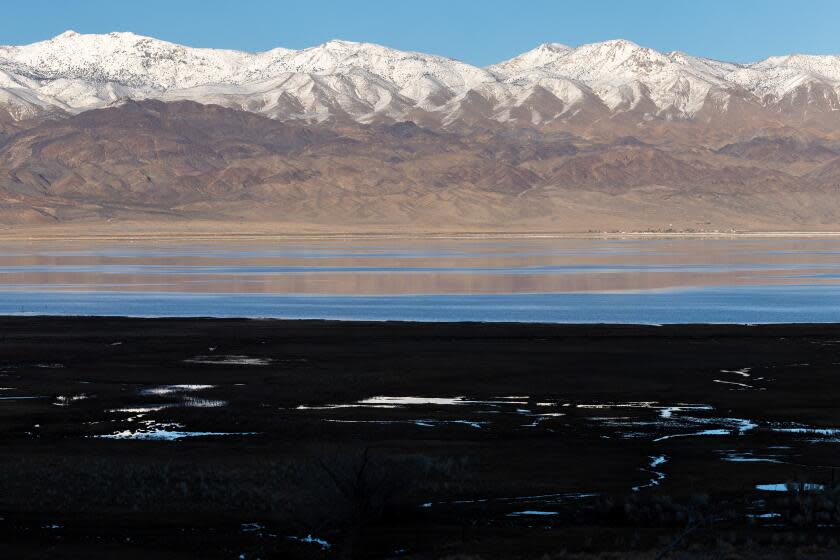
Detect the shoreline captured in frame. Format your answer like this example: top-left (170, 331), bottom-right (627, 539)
top-left (2, 314), bottom-right (840, 328)
top-left (4, 230), bottom-right (840, 242)
top-left (3, 314), bottom-right (840, 326)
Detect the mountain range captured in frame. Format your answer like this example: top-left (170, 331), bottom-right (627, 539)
top-left (2, 31), bottom-right (840, 233)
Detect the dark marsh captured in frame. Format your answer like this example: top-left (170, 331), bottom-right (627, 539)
top-left (1, 318), bottom-right (840, 558)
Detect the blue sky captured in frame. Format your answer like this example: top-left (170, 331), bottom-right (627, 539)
top-left (2, 0), bottom-right (839, 66)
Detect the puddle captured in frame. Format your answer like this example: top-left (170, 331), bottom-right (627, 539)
top-left (297, 397), bottom-right (773, 456)
top-left (576, 401), bottom-right (658, 410)
top-left (181, 397), bottom-right (228, 408)
top-left (53, 394), bottom-right (88, 407)
top-left (726, 418), bottom-right (758, 434)
top-left (486, 492), bottom-right (596, 504)
top-left (298, 395), bottom-right (530, 412)
top-left (721, 368), bottom-right (751, 377)
top-left (324, 419), bottom-right (486, 429)
top-left (109, 405), bottom-right (177, 413)
top-left (295, 404), bottom-right (401, 410)
top-left (507, 510), bottom-right (558, 517)
top-left (521, 412), bottom-right (565, 428)
top-left (632, 455), bottom-right (668, 492)
top-left (650, 416), bottom-right (756, 441)
top-left (287, 535), bottom-right (331, 550)
top-left (721, 452), bottom-right (783, 464)
top-left (96, 427), bottom-right (256, 441)
top-left (748, 512), bottom-right (781, 519)
top-left (424, 492), bottom-right (595, 509)
top-left (240, 522), bottom-right (265, 533)
top-left (650, 456), bottom-right (667, 468)
top-left (95, 419), bottom-right (256, 441)
top-left (772, 426), bottom-right (840, 437)
top-left (577, 402), bottom-right (714, 419)
top-left (654, 429), bottom-right (730, 442)
top-left (358, 396), bottom-right (526, 406)
top-left (585, 402), bottom-right (755, 443)
top-left (714, 379), bottom-right (762, 390)
top-left (305, 398), bottom-right (731, 439)
top-left (139, 385), bottom-right (216, 396)
top-left (658, 405), bottom-right (714, 418)
top-left (184, 356), bottom-right (272, 366)
top-left (437, 420), bottom-right (484, 428)
top-left (112, 398), bottom-right (227, 413)
top-left (756, 483), bottom-right (826, 492)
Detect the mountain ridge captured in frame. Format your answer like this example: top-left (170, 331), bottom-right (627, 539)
top-left (3, 31), bottom-right (840, 130)
top-left (2, 33), bottom-right (840, 232)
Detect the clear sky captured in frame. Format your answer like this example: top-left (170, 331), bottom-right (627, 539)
top-left (2, 0), bottom-right (839, 66)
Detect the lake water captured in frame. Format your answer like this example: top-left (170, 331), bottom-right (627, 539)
top-left (2, 237), bottom-right (840, 323)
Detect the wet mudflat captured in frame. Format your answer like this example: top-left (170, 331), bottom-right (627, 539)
top-left (1, 317), bottom-right (840, 558)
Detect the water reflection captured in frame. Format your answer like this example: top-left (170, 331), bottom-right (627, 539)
top-left (0, 237), bottom-right (839, 295)
top-left (1, 237), bottom-right (840, 321)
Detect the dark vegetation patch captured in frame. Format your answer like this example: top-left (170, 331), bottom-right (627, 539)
top-left (1, 318), bottom-right (840, 558)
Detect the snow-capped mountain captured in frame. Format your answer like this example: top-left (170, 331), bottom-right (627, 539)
top-left (2, 31), bottom-right (840, 127)
top-left (489, 40), bottom-right (740, 115)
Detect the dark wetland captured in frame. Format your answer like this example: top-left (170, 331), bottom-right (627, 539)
top-left (1, 317), bottom-right (840, 558)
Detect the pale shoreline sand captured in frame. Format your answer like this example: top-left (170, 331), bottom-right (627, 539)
top-left (4, 227), bottom-right (840, 242)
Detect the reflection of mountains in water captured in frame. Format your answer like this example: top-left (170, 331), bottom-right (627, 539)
top-left (1, 238), bottom-right (840, 296)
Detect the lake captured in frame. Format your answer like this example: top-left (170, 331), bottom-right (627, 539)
top-left (2, 236), bottom-right (840, 322)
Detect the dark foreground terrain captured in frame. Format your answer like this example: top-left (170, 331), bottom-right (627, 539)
top-left (1, 318), bottom-right (840, 559)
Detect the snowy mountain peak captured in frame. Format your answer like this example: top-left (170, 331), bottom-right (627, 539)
top-left (574, 39), bottom-right (669, 67)
top-left (754, 54), bottom-right (840, 82)
top-left (0, 30), bottom-right (261, 91)
top-left (587, 38), bottom-right (642, 49)
top-left (55, 30), bottom-right (80, 39)
top-left (320, 39), bottom-right (365, 49)
top-left (2, 32), bottom-right (840, 126)
top-left (487, 43), bottom-right (571, 79)
top-left (536, 42), bottom-right (572, 54)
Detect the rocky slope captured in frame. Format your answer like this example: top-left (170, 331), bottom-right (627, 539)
top-left (1, 99), bottom-right (839, 231)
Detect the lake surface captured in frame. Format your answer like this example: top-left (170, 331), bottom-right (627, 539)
top-left (2, 237), bottom-right (840, 322)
